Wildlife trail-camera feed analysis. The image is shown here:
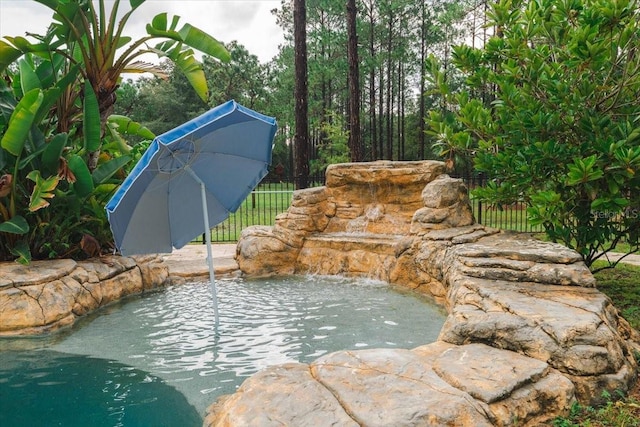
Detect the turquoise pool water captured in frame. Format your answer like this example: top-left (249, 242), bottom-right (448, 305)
top-left (0, 275), bottom-right (446, 426)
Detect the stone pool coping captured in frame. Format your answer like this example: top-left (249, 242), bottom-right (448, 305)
top-left (161, 243), bottom-right (240, 281)
top-left (206, 231), bottom-right (640, 426)
top-left (0, 245), bottom-right (239, 337)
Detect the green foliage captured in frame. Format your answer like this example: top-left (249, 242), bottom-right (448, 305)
top-left (427, 0), bottom-right (640, 268)
top-left (553, 388), bottom-right (640, 426)
top-left (310, 112), bottom-right (351, 175)
top-left (0, 0), bottom-right (230, 262)
top-left (0, 55), bottom-right (144, 261)
top-left (0, 215), bottom-right (28, 234)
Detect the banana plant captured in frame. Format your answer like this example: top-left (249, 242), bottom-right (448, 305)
top-left (1, 0), bottom-right (230, 170)
top-left (0, 51), bottom-right (155, 263)
top-left (0, 0), bottom-right (228, 262)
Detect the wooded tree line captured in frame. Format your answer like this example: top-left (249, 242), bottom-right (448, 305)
top-left (117, 0), bottom-right (486, 182)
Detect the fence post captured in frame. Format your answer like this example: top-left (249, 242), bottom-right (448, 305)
top-left (477, 173), bottom-right (483, 225)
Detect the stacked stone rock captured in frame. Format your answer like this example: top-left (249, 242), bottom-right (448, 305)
top-left (226, 160), bottom-right (639, 427)
top-left (0, 255), bottom-right (168, 335)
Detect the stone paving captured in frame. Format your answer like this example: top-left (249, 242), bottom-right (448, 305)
top-left (161, 243), bottom-right (239, 281)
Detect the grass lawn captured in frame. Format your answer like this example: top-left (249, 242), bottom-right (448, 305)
top-left (595, 262), bottom-right (640, 331)
top-left (553, 262), bottom-right (640, 426)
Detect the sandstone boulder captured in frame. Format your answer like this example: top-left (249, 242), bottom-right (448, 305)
top-left (205, 363), bottom-right (358, 427)
top-left (411, 175), bottom-right (475, 233)
top-left (235, 226), bottom-right (298, 276)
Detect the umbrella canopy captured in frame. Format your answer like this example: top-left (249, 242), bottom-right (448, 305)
top-left (105, 100), bottom-right (277, 256)
top-left (106, 100), bottom-right (276, 326)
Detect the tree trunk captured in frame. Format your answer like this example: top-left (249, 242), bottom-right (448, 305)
top-left (346, 0), bottom-right (363, 162)
top-left (385, 14), bottom-right (393, 160)
top-left (367, 0), bottom-right (377, 160)
top-left (378, 62), bottom-right (385, 159)
top-left (294, 0), bottom-right (310, 189)
top-left (418, 1), bottom-right (426, 159)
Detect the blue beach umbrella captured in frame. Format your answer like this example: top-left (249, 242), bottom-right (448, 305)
top-left (106, 100), bottom-right (277, 325)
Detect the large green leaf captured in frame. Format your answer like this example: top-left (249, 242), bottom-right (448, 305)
top-left (26, 170), bottom-right (60, 211)
top-left (146, 13), bottom-right (230, 62)
top-left (83, 81), bottom-right (101, 152)
top-left (5, 36), bottom-right (50, 55)
top-left (0, 89), bottom-right (44, 157)
top-left (0, 215), bottom-right (29, 234)
top-left (33, 87), bottom-right (62, 127)
top-left (92, 155), bottom-right (131, 185)
top-left (19, 58), bottom-right (41, 94)
top-left (41, 132), bottom-right (68, 174)
top-left (108, 115), bottom-right (155, 139)
top-left (67, 154), bottom-right (94, 197)
top-left (10, 240), bottom-right (31, 265)
top-left (0, 40), bottom-right (23, 74)
top-left (167, 47), bottom-right (209, 102)
top-left (177, 23), bottom-right (231, 62)
top-left (35, 55), bottom-right (63, 88)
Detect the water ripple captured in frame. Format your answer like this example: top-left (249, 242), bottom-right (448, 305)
top-left (46, 275), bottom-right (445, 415)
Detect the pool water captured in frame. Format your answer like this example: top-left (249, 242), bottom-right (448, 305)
top-left (0, 275), bottom-right (446, 426)
top-left (0, 350), bottom-right (201, 427)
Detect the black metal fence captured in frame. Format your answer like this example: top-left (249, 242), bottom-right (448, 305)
top-left (459, 174), bottom-right (543, 234)
top-left (198, 174), bottom-right (542, 244)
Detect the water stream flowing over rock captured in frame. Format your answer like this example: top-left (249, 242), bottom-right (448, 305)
top-left (221, 160), bottom-right (639, 426)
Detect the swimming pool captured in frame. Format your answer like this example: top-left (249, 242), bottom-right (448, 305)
top-left (0, 275), bottom-right (446, 425)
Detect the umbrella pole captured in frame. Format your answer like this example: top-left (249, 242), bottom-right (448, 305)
top-left (186, 166), bottom-right (220, 328)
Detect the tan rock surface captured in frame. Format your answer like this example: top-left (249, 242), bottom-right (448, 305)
top-left (411, 174), bottom-right (475, 232)
top-left (236, 160), bottom-right (448, 277)
top-left (205, 363), bottom-right (358, 427)
top-left (310, 347), bottom-right (496, 426)
top-left (207, 342), bottom-right (576, 427)
top-left (0, 254), bottom-right (173, 335)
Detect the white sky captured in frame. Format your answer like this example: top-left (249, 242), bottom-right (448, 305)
top-left (0, 0), bottom-right (285, 63)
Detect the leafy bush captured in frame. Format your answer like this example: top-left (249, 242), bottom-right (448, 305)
top-left (427, 0), bottom-right (640, 268)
